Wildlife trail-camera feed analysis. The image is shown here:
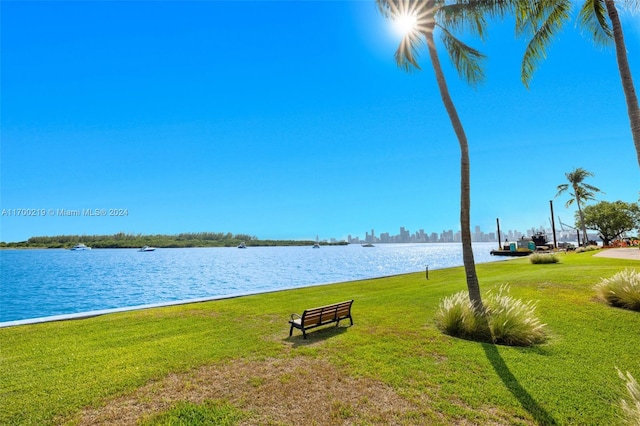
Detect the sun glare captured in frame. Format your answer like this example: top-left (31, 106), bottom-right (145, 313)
top-left (393, 12), bottom-right (417, 36)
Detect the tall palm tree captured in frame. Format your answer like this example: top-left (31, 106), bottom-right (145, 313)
top-left (556, 167), bottom-right (602, 245)
top-left (376, 0), bottom-right (509, 312)
top-left (515, 0), bottom-right (640, 168)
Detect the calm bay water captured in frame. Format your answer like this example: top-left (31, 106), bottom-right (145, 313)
top-left (0, 242), bottom-right (507, 325)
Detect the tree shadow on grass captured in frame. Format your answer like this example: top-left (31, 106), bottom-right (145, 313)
top-left (482, 343), bottom-right (558, 425)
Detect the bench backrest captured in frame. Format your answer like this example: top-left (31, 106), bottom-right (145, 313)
top-left (301, 300), bottom-right (353, 327)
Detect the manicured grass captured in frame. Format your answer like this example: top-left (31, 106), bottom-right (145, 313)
top-left (1, 251), bottom-right (638, 425)
top-left (141, 400), bottom-right (248, 425)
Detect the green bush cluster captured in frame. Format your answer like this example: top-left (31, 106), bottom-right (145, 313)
top-left (529, 253), bottom-right (560, 264)
top-left (435, 285), bottom-right (547, 346)
top-left (594, 269), bottom-right (640, 312)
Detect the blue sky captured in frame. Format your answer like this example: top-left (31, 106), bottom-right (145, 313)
top-left (1, 1), bottom-right (639, 243)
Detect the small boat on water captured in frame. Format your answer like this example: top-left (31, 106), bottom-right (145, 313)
top-left (237, 242), bottom-right (247, 249)
top-left (312, 242), bottom-right (320, 248)
top-left (139, 246), bottom-right (156, 252)
top-left (361, 243), bottom-right (374, 247)
top-left (70, 243), bottom-right (91, 251)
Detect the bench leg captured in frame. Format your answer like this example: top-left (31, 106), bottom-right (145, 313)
top-left (289, 324), bottom-right (294, 337)
top-left (302, 329), bottom-right (307, 339)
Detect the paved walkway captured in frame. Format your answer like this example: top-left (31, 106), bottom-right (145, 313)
top-left (593, 247), bottom-right (640, 260)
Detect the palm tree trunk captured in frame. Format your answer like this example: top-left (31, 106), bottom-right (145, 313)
top-left (574, 192), bottom-right (588, 245)
top-left (605, 0), bottom-right (640, 168)
top-left (424, 16), bottom-right (484, 313)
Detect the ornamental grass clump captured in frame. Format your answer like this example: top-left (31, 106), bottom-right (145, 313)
top-left (595, 269), bottom-right (640, 312)
top-left (575, 245), bottom-right (599, 253)
top-left (529, 253), bottom-right (559, 264)
top-left (618, 369), bottom-right (640, 426)
top-left (435, 285), bottom-right (547, 346)
top-left (485, 285), bottom-right (548, 346)
top-left (434, 291), bottom-right (491, 341)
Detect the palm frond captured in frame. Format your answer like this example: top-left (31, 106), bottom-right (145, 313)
top-left (520, 1), bottom-right (571, 88)
top-left (515, 0), bottom-right (565, 37)
top-left (395, 30), bottom-right (425, 72)
top-left (376, 0), bottom-right (429, 23)
top-left (375, 0), bottom-right (431, 72)
top-left (577, 0), bottom-right (613, 46)
top-left (412, 2), bottom-right (434, 35)
top-left (556, 183), bottom-right (570, 198)
top-left (557, 168), bottom-right (601, 208)
top-left (582, 182), bottom-right (603, 194)
top-left (621, 0), bottom-right (640, 11)
top-left (376, 0), bottom-right (501, 85)
top-left (437, 1), bottom-right (510, 41)
top-left (575, 187), bottom-right (597, 201)
top-left (514, 1), bottom-right (539, 36)
top-left (375, 0), bottom-right (396, 20)
top-left (567, 167), bottom-right (594, 182)
top-left (439, 25), bottom-right (486, 86)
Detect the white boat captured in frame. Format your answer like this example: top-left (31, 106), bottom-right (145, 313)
top-left (237, 242), bottom-right (247, 249)
top-left (139, 246), bottom-right (156, 252)
top-left (70, 243), bottom-right (91, 251)
top-left (312, 242), bottom-right (320, 248)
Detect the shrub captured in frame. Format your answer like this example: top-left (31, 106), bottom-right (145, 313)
top-left (575, 245), bottom-right (599, 253)
top-left (617, 369), bottom-right (640, 426)
top-left (435, 285), bottom-right (547, 346)
top-left (530, 253), bottom-right (560, 264)
top-left (594, 269), bottom-right (640, 312)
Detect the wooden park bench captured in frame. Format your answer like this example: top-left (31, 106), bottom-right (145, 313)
top-left (288, 300), bottom-right (354, 339)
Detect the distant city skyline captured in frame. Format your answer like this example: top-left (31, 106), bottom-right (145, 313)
top-left (342, 223), bottom-right (590, 245)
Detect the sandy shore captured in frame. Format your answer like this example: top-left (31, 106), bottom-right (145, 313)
top-left (593, 247), bottom-right (640, 260)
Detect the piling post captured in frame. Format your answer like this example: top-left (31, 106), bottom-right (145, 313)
top-left (549, 201), bottom-right (558, 249)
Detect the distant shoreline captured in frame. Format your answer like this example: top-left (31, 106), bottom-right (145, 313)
top-left (0, 232), bottom-right (349, 249)
top-left (0, 242), bottom-right (350, 250)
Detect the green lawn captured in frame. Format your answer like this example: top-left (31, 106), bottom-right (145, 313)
top-left (1, 251), bottom-right (638, 425)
